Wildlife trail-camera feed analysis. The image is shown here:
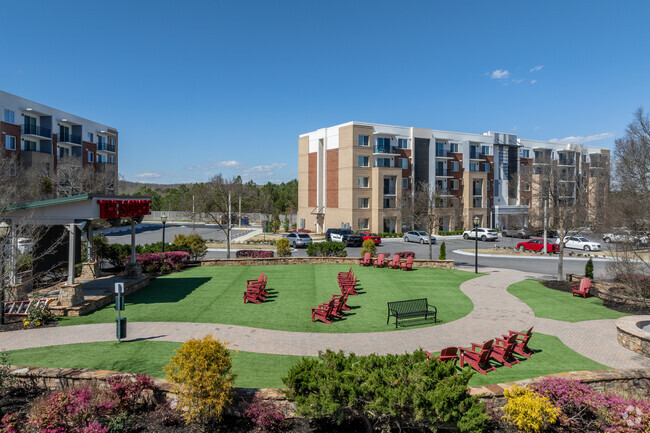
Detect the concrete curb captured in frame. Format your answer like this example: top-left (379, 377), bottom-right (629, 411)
top-left (452, 249), bottom-right (615, 262)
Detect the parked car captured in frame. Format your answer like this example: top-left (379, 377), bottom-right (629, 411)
top-left (557, 236), bottom-right (602, 251)
top-left (516, 239), bottom-right (559, 253)
top-left (602, 231), bottom-right (649, 246)
top-left (284, 232), bottom-right (313, 248)
top-left (358, 232), bottom-right (381, 245)
top-left (501, 228), bottom-right (531, 238)
top-left (532, 229), bottom-right (558, 238)
top-left (462, 228), bottom-right (499, 241)
top-left (324, 228), bottom-right (342, 242)
top-left (403, 231), bottom-right (436, 244)
top-left (330, 230), bottom-right (364, 247)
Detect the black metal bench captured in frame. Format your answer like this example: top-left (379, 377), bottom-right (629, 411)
top-left (387, 298), bottom-right (437, 328)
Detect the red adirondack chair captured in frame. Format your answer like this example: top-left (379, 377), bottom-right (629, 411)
top-left (339, 277), bottom-right (359, 295)
top-left (459, 340), bottom-right (496, 375)
top-left (424, 347), bottom-right (459, 366)
top-left (338, 268), bottom-right (354, 279)
top-left (243, 288), bottom-right (263, 304)
top-left (320, 292), bottom-right (349, 318)
top-left (374, 253), bottom-right (386, 268)
top-left (571, 278), bottom-right (592, 298)
top-left (489, 334), bottom-right (521, 367)
top-left (245, 283), bottom-right (267, 299)
top-left (388, 255), bottom-right (401, 269)
top-left (311, 298), bottom-right (336, 324)
top-left (400, 256), bottom-right (414, 271)
top-left (502, 327), bottom-right (535, 358)
top-left (358, 252), bottom-right (372, 266)
top-left (247, 274), bottom-right (267, 290)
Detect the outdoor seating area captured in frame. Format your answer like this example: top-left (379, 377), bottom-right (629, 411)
top-left (571, 277), bottom-right (592, 298)
top-left (243, 273), bottom-right (269, 304)
top-left (312, 270), bottom-right (359, 324)
top-left (386, 297), bottom-right (437, 328)
top-left (359, 252), bottom-right (414, 271)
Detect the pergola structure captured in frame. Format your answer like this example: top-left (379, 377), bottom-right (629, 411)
top-left (3, 194), bottom-right (151, 287)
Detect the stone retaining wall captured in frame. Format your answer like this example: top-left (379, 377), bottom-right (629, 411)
top-left (201, 257), bottom-right (454, 269)
top-left (9, 366), bottom-right (649, 417)
top-left (616, 316), bottom-right (650, 358)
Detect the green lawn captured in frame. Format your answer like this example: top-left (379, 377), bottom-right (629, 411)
top-left (5, 333), bottom-right (608, 389)
top-left (506, 279), bottom-right (630, 322)
top-left (60, 265), bottom-right (477, 333)
top-left (4, 341), bottom-right (304, 389)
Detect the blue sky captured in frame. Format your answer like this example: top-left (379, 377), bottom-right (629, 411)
top-left (1, 0), bottom-right (648, 185)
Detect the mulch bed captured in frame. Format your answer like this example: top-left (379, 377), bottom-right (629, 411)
top-left (541, 280), bottom-right (650, 315)
top-left (0, 317), bottom-right (58, 333)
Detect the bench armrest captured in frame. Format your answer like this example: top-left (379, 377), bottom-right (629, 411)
top-left (458, 346), bottom-right (479, 356)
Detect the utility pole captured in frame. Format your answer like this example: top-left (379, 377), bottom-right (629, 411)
top-left (227, 191), bottom-right (232, 259)
top-left (239, 196), bottom-right (242, 228)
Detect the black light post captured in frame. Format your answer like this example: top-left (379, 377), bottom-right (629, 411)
top-left (473, 216), bottom-right (480, 274)
top-left (161, 214), bottom-right (167, 252)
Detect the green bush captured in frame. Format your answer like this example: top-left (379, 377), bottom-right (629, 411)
top-left (585, 258), bottom-right (594, 279)
top-left (439, 241), bottom-right (446, 260)
top-left (284, 350), bottom-right (489, 433)
top-left (173, 233), bottom-right (207, 261)
top-left (306, 242), bottom-right (347, 257)
top-left (360, 239), bottom-right (377, 257)
top-left (438, 230), bottom-right (465, 236)
top-left (283, 216), bottom-right (290, 233)
top-left (0, 352), bottom-right (13, 395)
top-left (378, 232), bottom-right (404, 238)
top-left (276, 238), bottom-right (292, 257)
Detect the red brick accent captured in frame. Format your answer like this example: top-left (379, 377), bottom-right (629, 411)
top-left (308, 152), bottom-right (317, 207)
top-left (0, 121), bottom-right (21, 158)
top-left (326, 149), bottom-right (338, 208)
top-left (398, 149), bottom-right (411, 188)
top-left (82, 141), bottom-right (97, 168)
top-left (485, 155), bottom-right (494, 195)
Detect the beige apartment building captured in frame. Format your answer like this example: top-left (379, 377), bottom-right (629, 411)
top-left (298, 121), bottom-right (609, 234)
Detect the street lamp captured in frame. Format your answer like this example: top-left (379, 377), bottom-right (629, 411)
top-left (473, 216), bottom-right (480, 274)
top-left (0, 221), bottom-right (10, 325)
top-left (161, 214), bottom-right (167, 253)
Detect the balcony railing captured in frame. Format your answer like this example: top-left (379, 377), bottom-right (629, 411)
top-left (436, 149), bottom-right (449, 157)
top-left (22, 124), bottom-right (51, 137)
top-left (558, 158), bottom-right (574, 166)
top-left (436, 168), bottom-right (450, 176)
top-left (473, 189), bottom-right (482, 196)
top-left (373, 144), bottom-right (394, 154)
top-left (383, 188), bottom-right (396, 195)
top-left (58, 132), bottom-right (82, 145)
top-left (97, 142), bottom-right (116, 152)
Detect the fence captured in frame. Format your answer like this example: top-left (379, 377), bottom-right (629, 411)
top-left (144, 211), bottom-right (297, 226)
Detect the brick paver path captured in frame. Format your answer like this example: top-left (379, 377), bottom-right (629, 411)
top-left (2, 268), bottom-right (649, 369)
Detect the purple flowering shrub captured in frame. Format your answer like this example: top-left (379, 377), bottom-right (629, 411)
top-left (1, 413), bottom-right (20, 433)
top-left (131, 251), bottom-right (190, 274)
top-left (236, 250), bottom-right (274, 258)
top-left (244, 398), bottom-right (285, 431)
top-left (395, 251), bottom-right (415, 258)
top-left (533, 377), bottom-right (650, 432)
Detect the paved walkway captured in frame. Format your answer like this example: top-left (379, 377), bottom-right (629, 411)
top-left (2, 268), bottom-right (649, 369)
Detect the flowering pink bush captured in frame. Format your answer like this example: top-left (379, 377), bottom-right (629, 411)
top-left (236, 250), bottom-right (274, 258)
top-left (1, 413), bottom-right (19, 433)
top-left (244, 398), bottom-right (285, 431)
top-left (395, 251), bottom-right (415, 258)
top-left (29, 387), bottom-right (94, 432)
top-left (106, 373), bottom-right (155, 409)
top-left (130, 251), bottom-right (190, 274)
top-left (82, 422), bottom-right (109, 433)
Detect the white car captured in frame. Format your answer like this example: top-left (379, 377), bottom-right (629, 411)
top-left (558, 236), bottom-right (602, 251)
top-left (463, 228), bottom-right (499, 242)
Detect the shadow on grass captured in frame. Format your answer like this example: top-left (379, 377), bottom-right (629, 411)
top-left (391, 317), bottom-right (439, 328)
top-left (125, 277), bottom-right (211, 304)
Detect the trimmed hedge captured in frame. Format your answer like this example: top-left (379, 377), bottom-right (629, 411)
top-left (395, 251), bottom-right (415, 258)
top-left (236, 250), bottom-right (275, 258)
top-left (306, 242), bottom-right (347, 257)
top-left (132, 251), bottom-right (190, 274)
top-left (378, 232), bottom-right (404, 238)
top-left (438, 230), bottom-right (465, 236)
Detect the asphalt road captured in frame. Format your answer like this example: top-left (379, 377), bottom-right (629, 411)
top-left (101, 223), bottom-right (613, 279)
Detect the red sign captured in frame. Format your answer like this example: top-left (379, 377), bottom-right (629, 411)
top-left (98, 199), bottom-right (151, 219)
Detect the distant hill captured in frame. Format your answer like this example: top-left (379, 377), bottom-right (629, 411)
top-left (118, 180), bottom-right (196, 195)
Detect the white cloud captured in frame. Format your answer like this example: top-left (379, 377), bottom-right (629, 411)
top-left (134, 172), bottom-right (162, 179)
top-left (491, 69), bottom-right (509, 79)
top-left (549, 132), bottom-right (614, 145)
top-left (534, 126), bottom-right (540, 131)
top-left (244, 162), bottom-right (287, 174)
top-left (531, 79), bottom-right (537, 84)
top-left (529, 65), bottom-right (544, 73)
top-left (512, 78), bottom-right (524, 85)
top-left (511, 126), bottom-right (518, 131)
top-left (217, 160), bottom-right (241, 168)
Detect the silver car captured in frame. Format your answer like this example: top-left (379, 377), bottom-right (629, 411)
top-left (285, 232), bottom-right (313, 248)
top-left (403, 231), bottom-right (436, 244)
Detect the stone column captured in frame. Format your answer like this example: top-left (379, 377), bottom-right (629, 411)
top-left (57, 283), bottom-right (84, 307)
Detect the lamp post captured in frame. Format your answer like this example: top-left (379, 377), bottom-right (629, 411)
top-left (0, 221), bottom-right (10, 325)
top-left (161, 214), bottom-right (167, 253)
top-left (473, 216), bottom-right (480, 274)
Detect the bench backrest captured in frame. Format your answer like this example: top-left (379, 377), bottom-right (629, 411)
top-left (376, 253), bottom-right (385, 264)
top-left (580, 278), bottom-right (591, 292)
top-left (478, 340), bottom-right (493, 363)
top-left (390, 256), bottom-right (400, 266)
top-left (388, 298), bottom-right (429, 314)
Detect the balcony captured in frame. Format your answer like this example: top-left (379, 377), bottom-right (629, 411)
top-left (383, 198), bottom-right (396, 209)
top-left (373, 144), bottom-right (396, 154)
top-left (383, 187), bottom-right (396, 196)
top-left (58, 132), bottom-right (82, 145)
top-left (97, 142), bottom-right (116, 152)
top-left (436, 169), bottom-right (452, 177)
top-left (473, 189), bottom-right (482, 196)
top-left (435, 149), bottom-right (451, 158)
top-left (558, 158), bottom-right (575, 166)
top-left (22, 124), bottom-right (51, 138)
top-left (473, 198), bottom-right (482, 208)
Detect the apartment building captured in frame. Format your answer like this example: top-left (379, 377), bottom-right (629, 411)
top-left (0, 90), bottom-right (118, 196)
top-left (298, 122), bottom-right (609, 234)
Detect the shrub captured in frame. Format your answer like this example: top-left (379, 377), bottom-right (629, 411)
top-left (164, 335), bottom-right (235, 424)
top-left (94, 235), bottom-right (132, 268)
top-left (282, 216), bottom-right (290, 233)
top-left (438, 230), bottom-right (465, 236)
top-left (236, 250), bottom-right (274, 258)
top-left (585, 258), bottom-right (594, 279)
top-left (395, 251), bottom-right (415, 259)
top-left (306, 242), bottom-right (347, 257)
top-left (173, 234), bottom-right (207, 261)
top-left (439, 242), bottom-right (446, 260)
top-left (1, 413), bottom-right (19, 433)
top-left (28, 387), bottom-right (96, 432)
top-left (0, 352), bottom-right (13, 395)
top-left (270, 213), bottom-right (281, 233)
top-left (360, 239), bottom-right (377, 257)
top-left (132, 251), bottom-right (190, 274)
top-left (378, 232), bottom-right (404, 238)
top-left (244, 397), bottom-right (285, 432)
top-left (502, 385), bottom-right (559, 433)
top-left (22, 307), bottom-right (55, 328)
top-left (276, 238), bottom-right (292, 257)
top-left (284, 349), bottom-right (489, 432)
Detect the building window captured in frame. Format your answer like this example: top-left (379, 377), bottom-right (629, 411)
top-left (451, 179), bottom-right (459, 190)
top-left (358, 176), bottom-right (369, 188)
top-left (97, 154), bottom-right (105, 163)
top-left (397, 138), bottom-right (408, 149)
top-left (358, 135), bottom-right (369, 146)
top-left (449, 142), bottom-right (459, 153)
top-left (521, 149), bottom-right (529, 158)
top-left (87, 132), bottom-right (94, 142)
top-left (402, 178), bottom-right (408, 189)
top-left (522, 198), bottom-right (530, 206)
top-left (22, 139), bottom-right (36, 151)
top-left (109, 156), bottom-right (115, 164)
top-left (358, 156), bottom-right (369, 167)
top-left (358, 197), bottom-right (369, 209)
top-left (383, 198), bottom-right (394, 209)
top-left (358, 218), bottom-right (369, 230)
top-left (523, 182), bottom-right (530, 191)
top-left (5, 136), bottom-right (16, 150)
top-left (451, 161), bottom-right (459, 172)
top-left (481, 146), bottom-right (490, 155)
top-left (470, 162), bottom-right (479, 172)
top-left (482, 163), bottom-right (490, 172)
top-left (4, 109), bottom-right (15, 124)
top-left (374, 157), bottom-right (392, 167)
top-left (398, 158), bottom-right (408, 169)
top-left (88, 151), bottom-right (94, 163)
